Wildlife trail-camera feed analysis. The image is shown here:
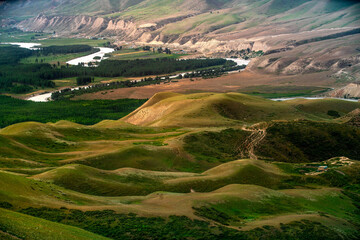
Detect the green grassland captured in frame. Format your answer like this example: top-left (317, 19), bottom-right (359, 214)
top-left (184, 122), bottom-right (360, 164)
top-left (0, 208), bottom-right (109, 240)
top-left (52, 76), bottom-right (129, 88)
top-left (27, 159), bottom-right (287, 196)
top-left (123, 92), bottom-right (360, 127)
top-left (0, 93), bottom-right (359, 170)
top-left (0, 95), bottom-right (146, 128)
top-left (0, 29), bottom-right (110, 47)
top-left (108, 49), bottom-right (185, 60)
top-left (14, 206), bottom-right (359, 240)
top-left (1, 0), bottom-right (360, 236)
top-left (1, 92), bottom-right (360, 239)
top-left (255, 120), bottom-right (360, 162)
top-left (0, 28), bottom-right (51, 42)
top-left (38, 38), bottom-right (110, 47)
top-left (20, 50), bottom-right (99, 65)
top-left (0, 167), bottom-right (359, 239)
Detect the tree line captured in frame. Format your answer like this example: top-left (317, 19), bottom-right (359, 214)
top-left (38, 45), bottom-right (94, 55)
top-left (0, 95), bottom-right (146, 127)
top-left (0, 45), bottom-right (237, 94)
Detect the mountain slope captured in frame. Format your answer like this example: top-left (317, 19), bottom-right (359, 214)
top-left (3, 0), bottom-right (359, 77)
top-left (2, 0), bottom-right (359, 43)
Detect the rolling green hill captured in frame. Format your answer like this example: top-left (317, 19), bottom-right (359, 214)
top-left (1, 0), bottom-right (360, 238)
top-left (123, 92), bottom-right (360, 127)
top-left (1, 92), bottom-right (360, 239)
top-left (29, 159), bottom-right (286, 196)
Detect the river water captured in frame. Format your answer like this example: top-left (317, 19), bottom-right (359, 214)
top-left (66, 47), bottom-right (114, 66)
top-left (2, 42), bottom-right (41, 49)
top-left (8, 43), bottom-right (356, 103)
top-left (4, 43), bottom-right (114, 102)
top-left (271, 97), bottom-right (359, 102)
top-left (25, 48), bottom-right (251, 102)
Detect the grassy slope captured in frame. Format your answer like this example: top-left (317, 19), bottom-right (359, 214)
top-left (256, 120), bottom-right (360, 162)
top-left (123, 92), bottom-right (360, 127)
top-left (1, 168), bottom-right (359, 233)
top-left (184, 121), bottom-right (360, 163)
top-left (0, 92), bottom-right (359, 238)
top-left (0, 93), bottom-right (359, 171)
top-left (0, 170), bottom-right (115, 208)
top-left (0, 208), bottom-right (109, 240)
top-left (192, 185), bottom-right (359, 226)
top-left (0, 157), bottom-right (359, 238)
top-left (29, 159), bottom-right (285, 196)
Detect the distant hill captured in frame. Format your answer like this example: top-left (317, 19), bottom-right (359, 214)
top-left (1, 0), bottom-right (360, 76)
top-left (327, 83), bottom-right (360, 99)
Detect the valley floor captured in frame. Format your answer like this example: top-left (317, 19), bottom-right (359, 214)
top-left (72, 70), bottom-right (336, 100)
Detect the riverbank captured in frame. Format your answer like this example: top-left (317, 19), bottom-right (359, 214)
top-left (27, 57), bottom-right (249, 102)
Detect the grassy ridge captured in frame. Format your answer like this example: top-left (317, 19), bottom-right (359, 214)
top-left (29, 159), bottom-right (286, 196)
top-left (184, 128), bottom-right (250, 162)
top-left (184, 122), bottom-right (360, 164)
top-left (123, 92), bottom-right (360, 127)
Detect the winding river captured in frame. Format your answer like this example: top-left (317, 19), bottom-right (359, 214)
top-left (23, 45), bottom-right (251, 102)
top-left (11, 42), bottom-right (353, 103)
top-left (66, 47), bottom-right (114, 66)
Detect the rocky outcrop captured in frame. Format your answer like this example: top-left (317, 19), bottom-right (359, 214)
top-left (342, 109), bottom-right (360, 127)
top-left (16, 14), bottom-right (144, 38)
top-left (327, 83), bottom-right (360, 99)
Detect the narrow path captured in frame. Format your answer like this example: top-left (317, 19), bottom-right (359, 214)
top-left (237, 123), bottom-right (268, 160)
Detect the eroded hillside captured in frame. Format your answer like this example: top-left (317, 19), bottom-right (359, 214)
top-left (2, 0), bottom-right (360, 77)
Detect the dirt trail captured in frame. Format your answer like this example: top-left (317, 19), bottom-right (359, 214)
top-left (237, 123), bottom-right (268, 160)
